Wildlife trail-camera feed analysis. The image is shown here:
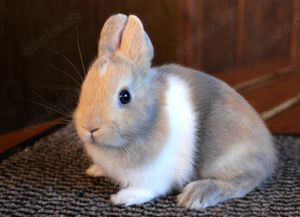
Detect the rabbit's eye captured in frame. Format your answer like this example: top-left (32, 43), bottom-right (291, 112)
top-left (119, 89), bottom-right (131, 105)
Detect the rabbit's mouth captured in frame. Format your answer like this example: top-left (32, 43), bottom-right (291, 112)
top-left (86, 132), bottom-right (129, 149)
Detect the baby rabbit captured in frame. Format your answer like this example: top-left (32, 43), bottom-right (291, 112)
top-left (74, 14), bottom-right (277, 209)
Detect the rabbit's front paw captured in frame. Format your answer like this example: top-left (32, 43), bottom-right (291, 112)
top-left (86, 164), bottom-right (105, 177)
top-left (110, 188), bottom-right (155, 206)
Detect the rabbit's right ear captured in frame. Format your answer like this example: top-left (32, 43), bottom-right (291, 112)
top-left (119, 15), bottom-right (153, 69)
top-left (98, 14), bottom-right (128, 58)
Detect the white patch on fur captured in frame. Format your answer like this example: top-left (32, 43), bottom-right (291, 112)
top-left (162, 75), bottom-right (198, 186)
top-left (99, 60), bottom-right (109, 77)
top-left (84, 73), bottom-right (197, 205)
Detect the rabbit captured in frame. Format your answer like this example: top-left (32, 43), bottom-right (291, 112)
top-left (74, 14), bottom-right (277, 209)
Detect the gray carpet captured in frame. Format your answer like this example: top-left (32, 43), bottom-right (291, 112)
top-left (0, 125), bottom-right (299, 216)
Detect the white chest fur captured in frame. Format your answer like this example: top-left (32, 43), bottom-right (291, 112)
top-left (85, 74), bottom-right (197, 195)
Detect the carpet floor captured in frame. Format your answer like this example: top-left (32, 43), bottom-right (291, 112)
top-left (0, 125), bottom-right (299, 216)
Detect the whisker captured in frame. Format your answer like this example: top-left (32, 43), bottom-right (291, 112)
top-left (64, 136), bottom-right (75, 146)
top-left (38, 84), bottom-right (81, 94)
top-left (46, 48), bottom-right (84, 81)
top-left (59, 99), bottom-right (75, 116)
top-left (29, 100), bottom-right (71, 119)
top-left (52, 91), bottom-right (75, 115)
top-left (54, 132), bottom-right (78, 153)
top-left (65, 136), bottom-right (81, 152)
top-left (48, 119), bottom-right (73, 125)
top-left (76, 27), bottom-right (86, 76)
top-left (22, 96), bottom-right (73, 119)
top-left (33, 91), bottom-right (73, 118)
top-left (42, 60), bottom-right (82, 87)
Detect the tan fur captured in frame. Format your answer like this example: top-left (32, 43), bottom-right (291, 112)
top-left (75, 14), bottom-right (168, 168)
top-left (119, 15), bottom-right (153, 69)
top-left (75, 14), bottom-right (277, 209)
top-left (98, 14), bottom-right (127, 58)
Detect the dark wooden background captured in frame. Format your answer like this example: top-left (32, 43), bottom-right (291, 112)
top-left (1, 0), bottom-right (299, 134)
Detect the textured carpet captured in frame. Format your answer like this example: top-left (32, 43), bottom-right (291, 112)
top-left (0, 125), bottom-right (299, 217)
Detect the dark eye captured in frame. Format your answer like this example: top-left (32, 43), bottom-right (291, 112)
top-left (119, 89), bottom-right (131, 105)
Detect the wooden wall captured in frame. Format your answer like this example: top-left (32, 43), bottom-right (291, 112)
top-left (0, 0), bottom-right (181, 133)
top-left (0, 0), bottom-right (299, 133)
top-left (177, 0), bottom-right (298, 72)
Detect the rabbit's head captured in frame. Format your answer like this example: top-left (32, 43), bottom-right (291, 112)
top-left (74, 14), bottom-right (162, 148)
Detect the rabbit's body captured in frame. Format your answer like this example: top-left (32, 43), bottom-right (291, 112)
top-left (75, 14), bottom-right (277, 209)
top-left (83, 65), bottom-right (197, 205)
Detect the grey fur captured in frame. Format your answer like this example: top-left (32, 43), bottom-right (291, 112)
top-left (77, 14), bottom-right (277, 209)
top-left (154, 64), bottom-right (277, 208)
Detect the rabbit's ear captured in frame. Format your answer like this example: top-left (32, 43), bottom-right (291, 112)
top-left (119, 15), bottom-right (153, 69)
top-left (98, 14), bottom-right (128, 58)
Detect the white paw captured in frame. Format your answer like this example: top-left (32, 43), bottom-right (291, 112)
top-left (86, 164), bottom-right (105, 177)
top-left (110, 188), bottom-right (155, 206)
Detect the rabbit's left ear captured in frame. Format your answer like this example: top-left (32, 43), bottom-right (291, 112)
top-left (98, 14), bottom-right (128, 59)
top-left (119, 15), bottom-right (154, 69)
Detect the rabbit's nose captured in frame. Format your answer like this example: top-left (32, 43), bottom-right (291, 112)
top-left (89, 128), bottom-right (99, 141)
top-left (89, 128), bottom-right (99, 134)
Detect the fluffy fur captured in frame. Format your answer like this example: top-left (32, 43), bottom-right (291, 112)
top-left (74, 14), bottom-right (277, 209)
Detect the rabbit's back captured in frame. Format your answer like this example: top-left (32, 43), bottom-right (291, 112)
top-left (155, 64), bottom-right (277, 181)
